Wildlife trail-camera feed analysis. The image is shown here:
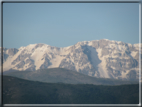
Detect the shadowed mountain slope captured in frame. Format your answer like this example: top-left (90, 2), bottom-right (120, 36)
top-left (4, 68), bottom-right (138, 85)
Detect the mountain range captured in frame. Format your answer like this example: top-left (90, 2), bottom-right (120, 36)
top-left (1, 39), bottom-right (141, 81)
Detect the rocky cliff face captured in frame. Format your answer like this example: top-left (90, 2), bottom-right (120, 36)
top-left (1, 39), bottom-right (141, 81)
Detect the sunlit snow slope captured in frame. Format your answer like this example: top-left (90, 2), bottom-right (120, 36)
top-left (1, 39), bottom-right (141, 81)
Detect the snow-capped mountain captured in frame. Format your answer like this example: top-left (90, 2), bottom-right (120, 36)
top-left (1, 39), bottom-right (141, 81)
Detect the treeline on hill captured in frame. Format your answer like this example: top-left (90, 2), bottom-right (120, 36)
top-left (3, 76), bottom-right (139, 104)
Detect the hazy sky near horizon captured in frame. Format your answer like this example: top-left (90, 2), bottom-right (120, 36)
top-left (3, 2), bottom-right (139, 48)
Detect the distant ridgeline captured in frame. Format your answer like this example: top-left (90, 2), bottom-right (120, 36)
top-left (4, 68), bottom-right (138, 85)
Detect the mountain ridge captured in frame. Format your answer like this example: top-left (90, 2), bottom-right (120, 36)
top-left (1, 39), bottom-right (141, 81)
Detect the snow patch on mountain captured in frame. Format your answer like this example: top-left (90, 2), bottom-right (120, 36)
top-left (96, 48), bottom-right (110, 78)
top-left (131, 51), bottom-right (138, 57)
top-left (48, 55), bottom-right (65, 68)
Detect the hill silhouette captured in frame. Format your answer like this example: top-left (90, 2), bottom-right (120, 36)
top-left (3, 75), bottom-right (139, 104)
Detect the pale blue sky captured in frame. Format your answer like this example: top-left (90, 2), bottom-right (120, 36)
top-left (3, 2), bottom-right (139, 48)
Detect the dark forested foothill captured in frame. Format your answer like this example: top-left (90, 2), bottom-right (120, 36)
top-left (3, 76), bottom-right (139, 104)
